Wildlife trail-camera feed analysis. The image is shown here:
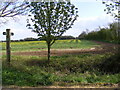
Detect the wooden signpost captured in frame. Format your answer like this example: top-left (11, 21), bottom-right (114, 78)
top-left (3, 29), bottom-right (14, 66)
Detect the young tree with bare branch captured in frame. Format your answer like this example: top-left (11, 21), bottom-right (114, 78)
top-left (27, 1), bottom-right (78, 63)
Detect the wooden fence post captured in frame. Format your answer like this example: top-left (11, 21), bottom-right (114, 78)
top-left (6, 29), bottom-right (11, 65)
top-left (3, 29), bottom-right (14, 66)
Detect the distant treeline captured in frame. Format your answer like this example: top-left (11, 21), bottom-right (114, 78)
top-left (78, 22), bottom-right (120, 43)
top-left (39, 35), bottom-right (75, 41)
top-left (1, 35), bottom-right (76, 42)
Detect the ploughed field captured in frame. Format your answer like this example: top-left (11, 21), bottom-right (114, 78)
top-left (1, 39), bottom-right (119, 56)
top-left (1, 39), bottom-right (120, 87)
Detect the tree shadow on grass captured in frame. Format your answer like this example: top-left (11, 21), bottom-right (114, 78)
top-left (26, 58), bottom-right (49, 67)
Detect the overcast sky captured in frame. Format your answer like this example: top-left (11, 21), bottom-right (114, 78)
top-left (0, 0), bottom-right (115, 40)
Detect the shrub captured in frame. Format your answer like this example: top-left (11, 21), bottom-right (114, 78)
top-left (98, 53), bottom-right (120, 73)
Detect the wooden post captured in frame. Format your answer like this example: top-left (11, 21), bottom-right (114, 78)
top-left (3, 29), bottom-right (14, 66)
top-left (6, 29), bottom-right (11, 65)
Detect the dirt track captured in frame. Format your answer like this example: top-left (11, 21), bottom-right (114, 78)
top-left (10, 41), bottom-right (119, 56)
top-left (12, 49), bottom-right (107, 56)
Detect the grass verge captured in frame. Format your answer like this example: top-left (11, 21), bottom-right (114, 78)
top-left (2, 52), bottom-right (120, 87)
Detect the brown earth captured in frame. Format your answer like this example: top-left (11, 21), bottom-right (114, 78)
top-left (9, 41), bottom-right (119, 56)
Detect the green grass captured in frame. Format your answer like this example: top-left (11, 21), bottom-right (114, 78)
top-left (2, 53), bottom-right (120, 87)
top-left (1, 40), bottom-right (100, 52)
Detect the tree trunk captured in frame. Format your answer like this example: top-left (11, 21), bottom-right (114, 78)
top-left (47, 43), bottom-right (51, 64)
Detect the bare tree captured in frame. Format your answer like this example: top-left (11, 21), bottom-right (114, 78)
top-left (0, 1), bottom-right (29, 24)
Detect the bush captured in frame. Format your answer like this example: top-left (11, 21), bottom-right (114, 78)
top-left (98, 53), bottom-right (120, 73)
